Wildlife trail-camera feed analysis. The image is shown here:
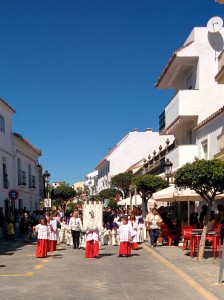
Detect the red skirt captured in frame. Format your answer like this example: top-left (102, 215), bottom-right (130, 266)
top-left (85, 240), bottom-right (99, 258)
top-left (48, 240), bottom-right (57, 252)
top-left (132, 242), bottom-right (138, 250)
top-left (36, 239), bottom-right (48, 258)
top-left (119, 242), bottom-right (131, 256)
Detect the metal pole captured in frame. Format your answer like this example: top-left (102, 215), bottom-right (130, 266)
top-left (219, 243), bottom-right (224, 284)
top-left (47, 182), bottom-right (50, 216)
top-left (130, 189), bottom-right (132, 210)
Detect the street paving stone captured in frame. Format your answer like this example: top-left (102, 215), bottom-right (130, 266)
top-left (0, 238), bottom-right (222, 300)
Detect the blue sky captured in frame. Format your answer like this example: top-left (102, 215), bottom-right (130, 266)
top-left (0, 0), bottom-right (223, 184)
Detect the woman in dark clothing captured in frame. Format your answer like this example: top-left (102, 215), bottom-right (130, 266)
top-left (20, 212), bottom-right (32, 242)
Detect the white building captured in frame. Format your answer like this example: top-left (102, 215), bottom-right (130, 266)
top-left (0, 98), bottom-right (42, 216)
top-left (84, 170), bottom-right (98, 196)
top-left (155, 27), bottom-right (224, 170)
top-left (95, 128), bottom-right (174, 192)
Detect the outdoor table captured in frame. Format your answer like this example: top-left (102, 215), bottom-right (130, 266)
top-left (190, 230), bottom-right (220, 259)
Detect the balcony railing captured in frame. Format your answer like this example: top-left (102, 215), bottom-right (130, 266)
top-left (159, 90), bottom-right (200, 132)
top-left (18, 170), bottom-right (26, 186)
top-left (143, 142), bottom-right (197, 175)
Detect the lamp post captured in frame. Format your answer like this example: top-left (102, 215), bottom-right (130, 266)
top-left (43, 170), bottom-right (51, 215)
top-left (163, 159), bottom-right (173, 213)
top-left (163, 159), bottom-right (173, 185)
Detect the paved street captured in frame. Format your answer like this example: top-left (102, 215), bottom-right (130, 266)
top-left (0, 239), bottom-right (220, 300)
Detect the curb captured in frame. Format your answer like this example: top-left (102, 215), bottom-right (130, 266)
top-left (143, 244), bottom-right (220, 300)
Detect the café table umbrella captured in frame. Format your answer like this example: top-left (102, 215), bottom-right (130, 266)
top-left (152, 184), bottom-right (224, 224)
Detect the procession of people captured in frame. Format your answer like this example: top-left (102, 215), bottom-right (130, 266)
top-left (31, 206), bottom-right (147, 259)
top-left (1, 202), bottom-right (224, 260)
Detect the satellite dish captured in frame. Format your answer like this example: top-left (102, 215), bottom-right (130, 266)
top-left (207, 16), bottom-right (223, 33)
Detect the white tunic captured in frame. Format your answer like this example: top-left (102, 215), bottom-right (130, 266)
top-left (35, 224), bottom-right (49, 240)
top-left (118, 223), bottom-right (135, 242)
top-left (48, 219), bottom-right (57, 241)
top-left (86, 230), bottom-right (99, 242)
top-left (58, 221), bottom-right (66, 243)
top-left (129, 221), bottom-right (138, 243)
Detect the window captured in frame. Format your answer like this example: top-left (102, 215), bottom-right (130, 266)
top-left (201, 140), bottom-right (208, 159)
top-left (0, 115), bottom-right (5, 133)
top-left (3, 162), bottom-right (8, 189)
top-left (186, 74), bottom-right (193, 89)
top-left (187, 129), bottom-right (193, 145)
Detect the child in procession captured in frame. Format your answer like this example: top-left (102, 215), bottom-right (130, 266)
top-left (34, 217), bottom-right (49, 258)
top-left (48, 212), bottom-right (58, 252)
top-left (85, 229), bottom-right (100, 258)
top-left (129, 214), bottom-right (138, 250)
top-left (118, 216), bottom-right (136, 257)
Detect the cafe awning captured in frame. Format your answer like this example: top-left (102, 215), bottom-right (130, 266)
top-left (152, 185), bottom-right (201, 201)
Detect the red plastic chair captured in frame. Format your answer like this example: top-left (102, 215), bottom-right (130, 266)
top-left (181, 226), bottom-right (193, 251)
top-left (206, 223), bottom-right (222, 258)
top-left (161, 224), bottom-right (177, 246)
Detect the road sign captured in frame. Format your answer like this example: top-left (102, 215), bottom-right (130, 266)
top-left (8, 189), bottom-right (19, 201)
top-left (44, 198), bottom-right (51, 208)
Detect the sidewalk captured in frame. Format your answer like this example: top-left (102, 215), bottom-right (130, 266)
top-left (144, 240), bottom-right (224, 300)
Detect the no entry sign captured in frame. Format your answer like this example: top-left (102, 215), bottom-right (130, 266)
top-left (8, 189), bottom-right (19, 201)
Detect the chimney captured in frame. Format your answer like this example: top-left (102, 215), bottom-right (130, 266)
top-left (145, 128), bottom-right (152, 132)
top-left (133, 128), bottom-right (138, 132)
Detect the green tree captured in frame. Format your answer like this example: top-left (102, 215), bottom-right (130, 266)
top-left (175, 158), bottom-right (224, 260)
top-left (108, 198), bottom-right (118, 209)
top-left (98, 188), bottom-right (121, 202)
top-left (111, 172), bottom-right (133, 198)
top-left (51, 183), bottom-right (76, 214)
top-left (132, 174), bottom-right (168, 218)
top-left (98, 188), bottom-right (122, 208)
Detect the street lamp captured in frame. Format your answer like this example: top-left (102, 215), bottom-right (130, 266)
top-left (164, 159), bottom-right (173, 184)
top-left (43, 170), bottom-right (51, 215)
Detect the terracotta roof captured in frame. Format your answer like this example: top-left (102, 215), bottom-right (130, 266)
top-left (155, 41), bottom-right (194, 87)
top-left (0, 98), bottom-right (16, 113)
top-left (194, 106), bottom-right (224, 130)
top-left (13, 132), bottom-right (42, 155)
top-left (95, 133), bottom-right (130, 169)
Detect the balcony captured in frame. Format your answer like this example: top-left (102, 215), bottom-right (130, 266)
top-left (159, 90), bottom-right (199, 134)
top-left (18, 170), bottom-right (26, 186)
top-left (166, 144), bottom-right (198, 170)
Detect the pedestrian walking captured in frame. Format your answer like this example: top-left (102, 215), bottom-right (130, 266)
top-left (117, 216), bottom-right (136, 257)
top-left (34, 217), bottom-right (49, 258)
top-left (69, 211), bottom-right (82, 249)
top-left (6, 218), bottom-right (15, 243)
top-left (148, 208), bottom-right (162, 248)
top-left (20, 212), bottom-right (32, 243)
